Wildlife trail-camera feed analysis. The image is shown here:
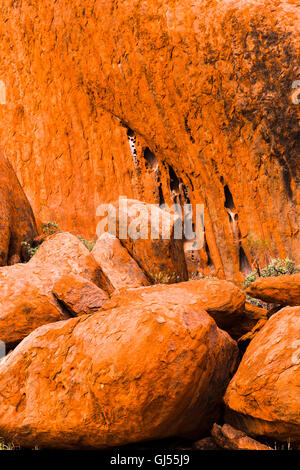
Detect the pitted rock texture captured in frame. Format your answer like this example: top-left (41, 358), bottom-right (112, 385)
top-left (0, 301), bottom-right (238, 449)
top-left (103, 279), bottom-right (246, 338)
top-left (0, 232), bottom-right (110, 346)
top-left (224, 306), bottom-right (300, 443)
top-left (0, 148), bottom-right (37, 266)
top-left (0, 1), bottom-right (299, 281)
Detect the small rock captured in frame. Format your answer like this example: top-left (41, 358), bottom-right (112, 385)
top-left (194, 437), bottom-right (220, 450)
top-left (211, 423), bottom-right (272, 450)
top-left (53, 273), bottom-right (109, 316)
top-left (92, 232), bottom-right (150, 293)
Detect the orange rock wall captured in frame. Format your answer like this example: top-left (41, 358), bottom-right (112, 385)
top-left (0, 0), bottom-right (299, 280)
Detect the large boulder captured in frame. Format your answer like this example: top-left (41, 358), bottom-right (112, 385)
top-left (110, 199), bottom-right (188, 284)
top-left (0, 302), bottom-right (238, 449)
top-left (91, 232), bottom-right (150, 292)
top-left (0, 232), bottom-right (110, 347)
top-left (104, 279), bottom-right (246, 338)
top-left (246, 274), bottom-right (300, 306)
top-left (224, 306), bottom-right (300, 443)
top-left (0, 148), bottom-right (37, 266)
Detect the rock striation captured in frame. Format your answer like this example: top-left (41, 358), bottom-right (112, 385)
top-left (0, 1), bottom-right (299, 280)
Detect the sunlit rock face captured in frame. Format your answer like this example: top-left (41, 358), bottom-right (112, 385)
top-left (0, 148), bottom-right (37, 266)
top-left (0, 0), bottom-right (299, 281)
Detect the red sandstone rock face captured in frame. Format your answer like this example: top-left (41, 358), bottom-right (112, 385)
top-left (0, 302), bottom-right (238, 449)
top-left (0, 149), bottom-right (37, 266)
top-left (0, 232), bottom-right (110, 346)
top-left (246, 273), bottom-right (300, 305)
top-left (224, 306), bottom-right (300, 443)
top-left (0, 1), bottom-right (299, 281)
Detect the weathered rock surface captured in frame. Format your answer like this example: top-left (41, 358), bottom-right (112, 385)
top-left (0, 232), bottom-right (110, 346)
top-left (53, 274), bottom-right (109, 316)
top-left (0, 301), bottom-right (238, 449)
top-left (110, 199), bottom-right (188, 284)
top-left (246, 274), bottom-right (300, 306)
top-left (0, 148), bottom-right (37, 266)
top-left (91, 232), bottom-right (150, 292)
top-left (211, 423), bottom-right (272, 450)
top-left (103, 279), bottom-right (246, 338)
top-left (0, 1), bottom-right (299, 281)
top-left (224, 306), bottom-right (300, 443)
